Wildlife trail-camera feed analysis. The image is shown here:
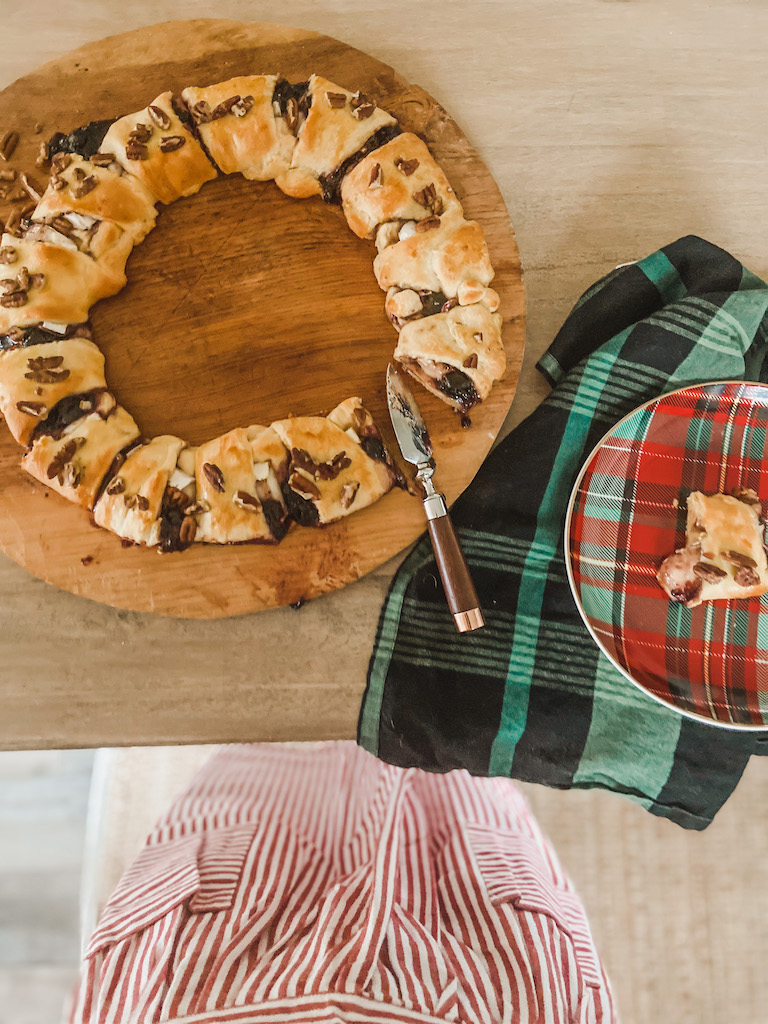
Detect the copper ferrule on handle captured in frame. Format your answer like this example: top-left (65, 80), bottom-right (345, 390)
top-left (454, 608), bottom-right (485, 632)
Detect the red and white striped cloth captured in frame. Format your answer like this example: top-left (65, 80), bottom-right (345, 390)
top-left (71, 742), bottom-right (616, 1023)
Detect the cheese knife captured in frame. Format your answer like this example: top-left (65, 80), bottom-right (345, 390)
top-left (386, 364), bottom-right (484, 633)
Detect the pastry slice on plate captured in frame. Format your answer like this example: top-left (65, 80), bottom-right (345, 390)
top-left (0, 232), bottom-right (123, 332)
top-left (181, 75), bottom-right (297, 181)
top-left (657, 488), bottom-right (768, 607)
top-left (99, 91), bottom-right (217, 204)
top-left (340, 132), bottom-right (462, 239)
top-left (271, 397), bottom-right (401, 526)
top-left (394, 302), bottom-right (506, 413)
top-left (0, 330), bottom-right (106, 445)
top-left (93, 435), bottom-right (193, 548)
top-left (373, 211), bottom-right (499, 327)
top-left (274, 75), bottom-right (399, 200)
top-left (194, 425), bottom-right (290, 544)
top-left (22, 391), bottom-right (140, 508)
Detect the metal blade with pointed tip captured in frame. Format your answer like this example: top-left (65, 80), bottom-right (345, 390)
top-left (386, 364), bottom-right (433, 468)
top-left (385, 363), bottom-right (484, 633)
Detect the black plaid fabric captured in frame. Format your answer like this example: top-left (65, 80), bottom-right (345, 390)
top-left (358, 236), bottom-right (768, 830)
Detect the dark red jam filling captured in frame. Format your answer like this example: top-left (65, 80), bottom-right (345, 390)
top-left (29, 387), bottom-right (110, 444)
top-left (281, 481), bottom-right (320, 527)
top-left (261, 497), bottom-right (290, 541)
top-left (272, 79), bottom-right (311, 118)
top-left (0, 322), bottom-right (91, 353)
top-left (436, 368), bottom-right (480, 412)
top-left (47, 119), bottom-right (116, 160)
top-left (319, 123), bottom-right (402, 204)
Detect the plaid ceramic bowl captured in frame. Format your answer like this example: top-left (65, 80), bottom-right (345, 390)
top-left (565, 381), bottom-right (768, 730)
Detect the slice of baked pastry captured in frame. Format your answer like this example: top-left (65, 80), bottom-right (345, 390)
top-left (0, 232), bottom-right (123, 332)
top-left (34, 153), bottom-right (157, 244)
top-left (0, 331), bottom-right (106, 444)
top-left (274, 75), bottom-right (398, 200)
top-left (99, 91), bottom-right (217, 204)
top-left (271, 397), bottom-right (400, 526)
top-left (373, 211), bottom-right (499, 321)
top-left (657, 489), bottom-right (768, 607)
top-left (340, 132), bottom-right (462, 239)
top-left (93, 434), bottom-right (191, 548)
top-left (194, 425), bottom-right (290, 544)
top-left (394, 302), bottom-right (506, 413)
top-left (182, 75), bottom-right (296, 180)
top-left (21, 392), bottom-right (140, 508)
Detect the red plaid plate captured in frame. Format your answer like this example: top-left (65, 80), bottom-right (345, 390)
top-left (566, 381), bottom-right (768, 730)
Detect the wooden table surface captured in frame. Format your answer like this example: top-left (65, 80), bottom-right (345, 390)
top-left (2, 0), bottom-right (767, 750)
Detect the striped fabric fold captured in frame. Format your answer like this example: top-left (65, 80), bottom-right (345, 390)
top-left (359, 236), bottom-right (768, 830)
top-left (70, 743), bottom-right (616, 1023)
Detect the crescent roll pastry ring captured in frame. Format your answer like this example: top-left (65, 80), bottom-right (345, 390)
top-left (0, 73), bottom-right (505, 552)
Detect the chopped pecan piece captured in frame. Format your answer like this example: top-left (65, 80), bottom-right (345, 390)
top-left (124, 493), bottom-right (150, 511)
top-left (91, 151), bottom-right (117, 166)
top-left (47, 438), bottom-right (79, 480)
top-left (291, 447), bottom-right (318, 476)
top-left (62, 462), bottom-right (82, 489)
top-left (125, 143), bottom-right (149, 160)
top-left (316, 451), bottom-right (352, 480)
top-left (105, 476), bottom-right (125, 495)
top-left (283, 97), bottom-right (300, 133)
top-left (351, 92), bottom-right (375, 119)
top-left (415, 216), bottom-right (441, 233)
top-left (73, 166), bottom-right (86, 181)
top-left (368, 163), bottom-right (383, 189)
top-left (159, 135), bottom-right (186, 153)
top-left (721, 550), bottom-right (758, 569)
top-left (0, 291), bottom-right (26, 307)
top-left (15, 400), bottom-right (45, 417)
top-left (72, 175), bottom-right (98, 198)
top-left (340, 480), bottom-right (360, 510)
top-left (51, 152), bottom-right (72, 172)
top-left (202, 462), bottom-right (225, 493)
top-left (129, 123), bottom-right (152, 143)
top-left (290, 471), bottom-right (321, 500)
top-left (413, 183), bottom-right (437, 209)
top-left (442, 297), bottom-right (459, 312)
top-left (231, 95), bottom-right (255, 117)
top-left (693, 561), bottom-right (728, 583)
top-left (190, 101), bottom-right (213, 124)
top-left (233, 490), bottom-right (262, 512)
top-left (0, 129), bottom-right (19, 162)
top-left (25, 355), bottom-right (70, 384)
top-left (0, 247), bottom-right (16, 265)
top-left (395, 157), bottom-right (419, 176)
top-left (731, 486), bottom-right (761, 508)
top-left (179, 515), bottom-right (197, 546)
top-left (165, 485), bottom-right (193, 511)
top-left (473, 331), bottom-right (484, 343)
top-left (147, 104), bottom-right (172, 130)
top-left (735, 566), bottom-right (761, 587)
top-left (463, 353), bottom-right (479, 369)
top-left (326, 91), bottom-right (347, 108)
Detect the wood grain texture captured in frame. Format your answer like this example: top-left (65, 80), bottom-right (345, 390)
top-left (0, 19), bottom-right (524, 618)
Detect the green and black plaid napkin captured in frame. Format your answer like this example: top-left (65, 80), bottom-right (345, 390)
top-left (359, 236), bottom-right (768, 830)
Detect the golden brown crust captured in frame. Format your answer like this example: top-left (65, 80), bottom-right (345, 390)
top-left (275, 75), bottom-right (396, 199)
top-left (0, 232), bottom-right (122, 332)
top-left (373, 211), bottom-right (495, 301)
top-left (195, 425), bottom-right (289, 544)
top-left (99, 91), bottom-right (217, 205)
top-left (182, 76), bottom-right (296, 180)
top-left (0, 336), bottom-right (106, 445)
top-left (21, 402), bottom-right (140, 509)
top-left (271, 398), bottom-right (398, 525)
top-left (93, 435), bottom-right (188, 546)
top-left (340, 133), bottom-right (461, 239)
top-left (394, 303), bottom-right (506, 407)
top-left (34, 154), bottom-right (157, 243)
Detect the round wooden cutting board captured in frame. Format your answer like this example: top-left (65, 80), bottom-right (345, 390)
top-left (0, 19), bottom-right (524, 618)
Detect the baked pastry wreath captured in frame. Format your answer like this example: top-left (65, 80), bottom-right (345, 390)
top-left (0, 73), bottom-right (505, 552)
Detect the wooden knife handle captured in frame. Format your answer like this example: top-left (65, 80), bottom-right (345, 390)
top-left (426, 501), bottom-right (485, 633)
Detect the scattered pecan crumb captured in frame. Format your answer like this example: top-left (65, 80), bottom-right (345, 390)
top-left (473, 331), bottom-right (484, 342)
top-left (105, 476), bottom-right (125, 495)
top-left (233, 490), bottom-right (261, 512)
top-left (203, 462), bottom-right (225, 493)
top-left (159, 135), bottom-right (186, 153)
top-left (80, 555), bottom-right (93, 566)
top-left (91, 152), bottom-right (117, 166)
top-left (72, 175), bottom-right (98, 198)
top-left (463, 353), bottom-right (479, 368)
top-left (368, 163), bottom-right (383, 189)
top-left (395, 157), bottom-right (419, 176)
top-left (147, 104), bottom-right (172, 130)
top-left (340, 480), bottom-right (360, 510)
top-left (326, 91), bottom-right (347, 108)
